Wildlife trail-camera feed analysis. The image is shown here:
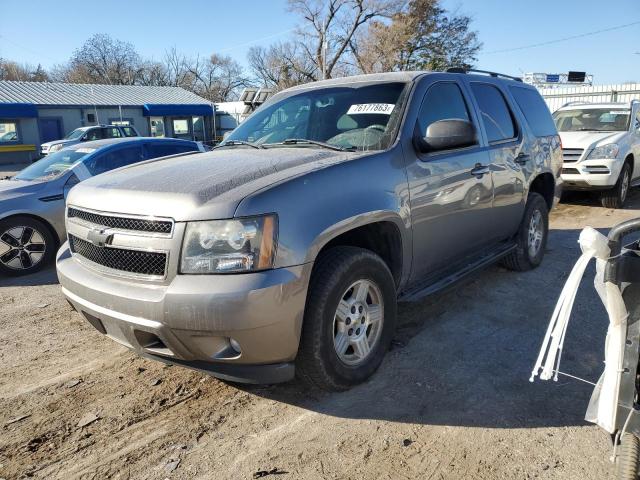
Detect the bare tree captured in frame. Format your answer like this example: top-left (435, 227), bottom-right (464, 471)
top-left (0, 58), bottom-right (48, 81)
top-left (248, 42), bottom-right (317, 89)
top-left (185, 53), bottom-right (251, 102)
top-left (351, 0), bottom-right (481, 73)
top-left (53, 34), bottom-right (143, 85)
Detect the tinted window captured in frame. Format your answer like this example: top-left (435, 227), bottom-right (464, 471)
top-left (145, 143), bottom-right (197, 159)
top-left (85, 145), bottom-right (144, 176)
top-left (417, 82), bottom-right (470, 137)
top-left (471, 83), bottom-right (517, 142)
top-left (509, 87), bottom-right (557, 137)
top-left (102, 127), bottom-right (121, 138)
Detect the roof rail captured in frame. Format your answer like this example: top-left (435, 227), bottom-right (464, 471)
top-left (446, 67), bottom-right (523, 82)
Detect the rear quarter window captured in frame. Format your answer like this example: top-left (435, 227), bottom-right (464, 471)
top-left (509, 87), bottom-right (557, 137)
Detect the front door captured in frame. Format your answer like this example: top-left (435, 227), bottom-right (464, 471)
top-left (406, 79), bottom-right (494, 283)
top-left (39, 118), bottom-right (62, 143)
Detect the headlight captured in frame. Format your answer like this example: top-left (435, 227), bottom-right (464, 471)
top-left (48, 144), bottom-right (63, 152)
top-left (180, 215), bottom-right (277, 274)
top-left (587, 143), bottom-right (619, 159)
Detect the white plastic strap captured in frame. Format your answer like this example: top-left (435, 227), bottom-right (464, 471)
top-left (530, 227), bottom-right (611, 382)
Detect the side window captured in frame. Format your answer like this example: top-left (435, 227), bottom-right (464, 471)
top-left (84, 145), bottom-right (144, 176)
top-left (635, 111), bottom-right (640, 131)
top-left (145, 143), bottom-right (196, 159)
top-left (509, 87), bottom-right (557, 137)
top-left (417, 82), bottom-right (470, 137)
top-left (122, 127), bottom-right (137, 137)
top-left (102, 127), bottom-right (121, 138)
top-left (84, 128), bottom-right (102, 141)
top-left (471, 83), bottom-right (517, 143)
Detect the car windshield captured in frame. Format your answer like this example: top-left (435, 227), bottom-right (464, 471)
top-left (225, 82), bottom-right (408, 151)
top-left (553, 108), bottom-right (630, 132)
top-left (14, 148), bottom-right (93, 181)
top-left (64, 128), bottom-right (85, 140)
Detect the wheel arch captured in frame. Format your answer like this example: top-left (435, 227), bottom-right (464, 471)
top-left (528, 172), bottom-right (555, 210)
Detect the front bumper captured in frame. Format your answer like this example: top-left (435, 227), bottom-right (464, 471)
top-left (56, 244), bottom-right (313, 383)
top-left (562, 157), bottom-right (622, 190)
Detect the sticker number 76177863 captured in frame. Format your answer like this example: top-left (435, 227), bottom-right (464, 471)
top-left (347, 103), bottom-right (395, 115)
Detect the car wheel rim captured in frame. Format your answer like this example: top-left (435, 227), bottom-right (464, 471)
top-left (621, 168), bottom-right (630, 203)
top-left (527, 210), bottom-right (544, 258)
top-left (0, 226), bottom-right (46, 270)
top-left (332, 279), bottom-right (384, 367)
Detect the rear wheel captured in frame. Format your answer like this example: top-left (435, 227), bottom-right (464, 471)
top-left (615, 433), bottom-right (640, 480)
top-left (501, 192), bottom-right (549, 272)
top-left (0, 216), bottom-right (55, 276)
top-left (601, 162), bottom-right (631, 209)
top-left (296, 246), bottom-right (397, 391)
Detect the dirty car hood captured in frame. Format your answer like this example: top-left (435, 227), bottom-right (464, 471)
top-left (67, 147), bottom-right (362, 221)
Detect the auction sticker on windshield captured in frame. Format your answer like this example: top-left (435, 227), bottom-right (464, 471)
top-left (347, 103), bottom-right (395, 115)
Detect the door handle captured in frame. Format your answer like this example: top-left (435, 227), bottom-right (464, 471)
top-left (515, 153), bottom-right (530, 165)
top-left (470, 163), bottom-right (490, 177)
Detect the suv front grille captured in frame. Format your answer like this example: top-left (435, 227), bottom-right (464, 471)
top-left (562, 148), bottom-right (584, 163)
top-left (67, 207), bottom-right (173, 235)
top-left (69, 234), bottom-right (167, 277)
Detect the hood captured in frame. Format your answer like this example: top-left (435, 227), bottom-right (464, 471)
top-left (0, 178), bottom-right (49, 202)
top-left (41, 139), bottom-right (74, 148)
top-left (67, 147), bottom-right (363, 221)
top-left (559, 131), bottom-right (626, 150)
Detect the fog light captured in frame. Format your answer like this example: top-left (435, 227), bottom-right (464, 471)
top-left (229, 338), bottom-right (242, 353)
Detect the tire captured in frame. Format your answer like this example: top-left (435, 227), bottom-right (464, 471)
top-left (601, 162), bottom-right (631, 209)
top-left (296, 246), bottom-right (397, 391)
top-left (0, 216), bottom-right (56, 276)
top-left (501, 192), bottom-right (549, 272)
top-left (615, 433), bottom-right (640, 480)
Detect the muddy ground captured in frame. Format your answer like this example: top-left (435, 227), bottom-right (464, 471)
top-left (2, 191), bottom-right (640, 480)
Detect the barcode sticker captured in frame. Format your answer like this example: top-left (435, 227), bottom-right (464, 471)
top-left (347, 103), bottom-right (395, 115)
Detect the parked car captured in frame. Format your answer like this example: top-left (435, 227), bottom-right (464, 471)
top-left (554, 100), bottom-right (640, 208)
top-left (0, 137), bottom-right (203, 276)
top-left (57, 70), bottom-right (562, 390)
top-left (40, 124), bottom-right (140, 156)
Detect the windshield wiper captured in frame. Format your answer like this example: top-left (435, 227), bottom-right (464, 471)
top-left (266, 138), bottom-right (357, 152)
top-left (215, 140), bottom-right (265, 149)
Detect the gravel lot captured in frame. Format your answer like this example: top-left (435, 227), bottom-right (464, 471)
top-left (1, 190), bottom-right (640, 479)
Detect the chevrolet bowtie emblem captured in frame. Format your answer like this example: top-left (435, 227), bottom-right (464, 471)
top-left (86, 228), bottom-right (113, 247)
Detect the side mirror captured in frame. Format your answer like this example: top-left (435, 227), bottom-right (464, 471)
top-left (416, 119), bottom-right (477, 153)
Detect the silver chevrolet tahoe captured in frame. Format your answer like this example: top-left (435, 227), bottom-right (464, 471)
top-left (56, 70), bottom-right (562, 390)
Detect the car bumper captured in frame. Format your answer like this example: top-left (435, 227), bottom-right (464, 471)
top-left (56, 244), bottom-right (313, 383)
top-left (561, 158), bottom-right (622, 190)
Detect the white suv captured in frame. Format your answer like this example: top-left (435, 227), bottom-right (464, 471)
top-left (554, 100), bottom-right (640, 208)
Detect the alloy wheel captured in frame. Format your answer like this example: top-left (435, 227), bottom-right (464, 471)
top-left (332, 279), bottom-right (384, 366)
top-left (527, 209), bottom-right (544, 259)
top-left (0, 226), bottom-right (46, 270)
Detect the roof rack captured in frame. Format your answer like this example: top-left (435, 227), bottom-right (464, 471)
top-left (446, 67), bottom-right (523, 82)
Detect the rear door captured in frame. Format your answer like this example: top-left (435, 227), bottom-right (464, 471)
top-left (405, 78), bottom-right (494, 282)
top-left (467, 81), bottom-right (529, 242)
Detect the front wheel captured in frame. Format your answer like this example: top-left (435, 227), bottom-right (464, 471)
top-left (601, 162), bottom-right (632, 209)
top-left (296, 246), bottom-right (397, 391)
top-left (0, 216), bottom-right (55, 276)
top-left (501, 192), bottom-right (549, 272)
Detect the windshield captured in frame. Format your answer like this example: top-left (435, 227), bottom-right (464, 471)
top-left (64, 128), bottom-right (85, 140)
top-left (554, 108), bottom-right (630, 132)
top-left (14, 148), bottom-right (93, 181)
top-left (225, 82), bottom-right (408, 151)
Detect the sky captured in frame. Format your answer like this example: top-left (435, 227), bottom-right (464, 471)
top-left (0, 0), bottom-right (638, 84)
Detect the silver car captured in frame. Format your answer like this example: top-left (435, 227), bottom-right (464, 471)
top-left (57, 70), bottom-right (563, 390)
top-left (40, 124), bottom-right (139, 156)
top-left (0, 137), bottom-right (202, 276)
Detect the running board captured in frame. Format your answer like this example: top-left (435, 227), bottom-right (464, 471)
top-left (398, 243), bottom-right (517, 302)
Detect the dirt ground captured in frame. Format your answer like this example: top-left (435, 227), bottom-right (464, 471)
top-left (2, 191), bottom-right (640, 480)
